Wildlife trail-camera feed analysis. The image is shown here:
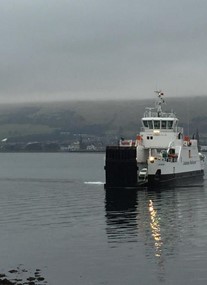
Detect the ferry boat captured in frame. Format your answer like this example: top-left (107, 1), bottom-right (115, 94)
top-left (105, 91), bottom-right (205, 189)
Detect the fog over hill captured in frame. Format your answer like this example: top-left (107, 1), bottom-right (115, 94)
top-left (0, 96), bottom-right (206, 142)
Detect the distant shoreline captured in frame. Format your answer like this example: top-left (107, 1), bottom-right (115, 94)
top-left (0, 150), bottom-right (105, 154)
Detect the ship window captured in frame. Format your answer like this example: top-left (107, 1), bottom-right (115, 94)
top-left (147, 136), bottom-right (153, 140)
top-left (154, 120), bottom-right (160, 129)
top-left (169, 148), bottom-right (175, 154)
top-left (161, 121), bottom-right (167, 129)
top-left (148, 120), bottom-right (153, 129)
top-left (143, 121), bottom-right (148, 128)
top-left (173, 121), bottom-right (178, 130)
top-left (167, 121), bottom-right (173, 129)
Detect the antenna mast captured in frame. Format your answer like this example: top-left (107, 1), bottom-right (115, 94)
top-left (154, 90), bottom-right (165, 117)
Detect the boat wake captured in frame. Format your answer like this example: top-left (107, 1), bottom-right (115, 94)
top-left (84, 181), bottom-right (104, 185)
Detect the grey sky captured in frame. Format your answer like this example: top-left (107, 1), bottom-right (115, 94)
top-left (0, 0), bottom-right (207, 102)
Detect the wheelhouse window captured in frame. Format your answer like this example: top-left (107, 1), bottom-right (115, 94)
top-left (167, 121), bottom-right (173, 129)
top-left (143, 120), bottom-right (148, 128)
top-left (154, 120), bottom-right (160, 129)
top-left (161, 120), bottom-right (167, 129)
top-left (148, 120), bottom-right (153, 129)
top-left (173, 121), bottom-right (178, 130)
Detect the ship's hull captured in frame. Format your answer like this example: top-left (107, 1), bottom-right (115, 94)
top-left (147, 169), bottom-right (204, 188)
top-left (104, 146), bottom-right (204, 190)
top-left (105, 169), bottom-right (204, 190)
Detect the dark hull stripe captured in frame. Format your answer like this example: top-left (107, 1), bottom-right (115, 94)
top-left (105, 169), bottom-right (204, 190)
top-left (147, 169), bottom-right (204, 187)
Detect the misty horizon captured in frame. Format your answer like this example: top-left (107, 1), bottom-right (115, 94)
top-left (0, 93), bottom-right (206, 106)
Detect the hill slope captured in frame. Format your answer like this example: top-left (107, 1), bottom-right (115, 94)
top-left (0, 96), bottom-right (206, 142)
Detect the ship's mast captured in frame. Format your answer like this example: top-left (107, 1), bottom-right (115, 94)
top-left (154, 90), bottom-right (165, 117)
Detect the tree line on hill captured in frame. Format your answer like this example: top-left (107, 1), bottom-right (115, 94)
top-left (0, 96), bottom-right (206, 144)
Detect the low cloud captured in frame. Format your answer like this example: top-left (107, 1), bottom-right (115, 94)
top-left (0, 0), bottom-right (207, 102)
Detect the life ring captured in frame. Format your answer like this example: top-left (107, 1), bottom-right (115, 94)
top-left (136, 135), bottom-right (142, 141)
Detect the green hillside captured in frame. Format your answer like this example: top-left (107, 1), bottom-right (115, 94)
top-left (0, 96), bottom-right (206, 142)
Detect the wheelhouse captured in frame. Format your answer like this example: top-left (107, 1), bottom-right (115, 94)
top-left (142, 118), bottom-right (178, 131)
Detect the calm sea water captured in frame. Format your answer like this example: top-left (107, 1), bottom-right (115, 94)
top-left (0, 153), bottom-right (206, 285)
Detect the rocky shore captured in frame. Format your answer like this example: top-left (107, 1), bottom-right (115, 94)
top-left (0, 267), bottom-right (47, 285)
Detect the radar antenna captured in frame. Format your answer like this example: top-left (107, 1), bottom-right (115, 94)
top-left (154, 90), bottom-right (166, 117)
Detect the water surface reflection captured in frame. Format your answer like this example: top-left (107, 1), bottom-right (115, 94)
top-left (105, 190), bottom-right (138, 243)
top-left (105, 185), bottom-right (206, 281)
